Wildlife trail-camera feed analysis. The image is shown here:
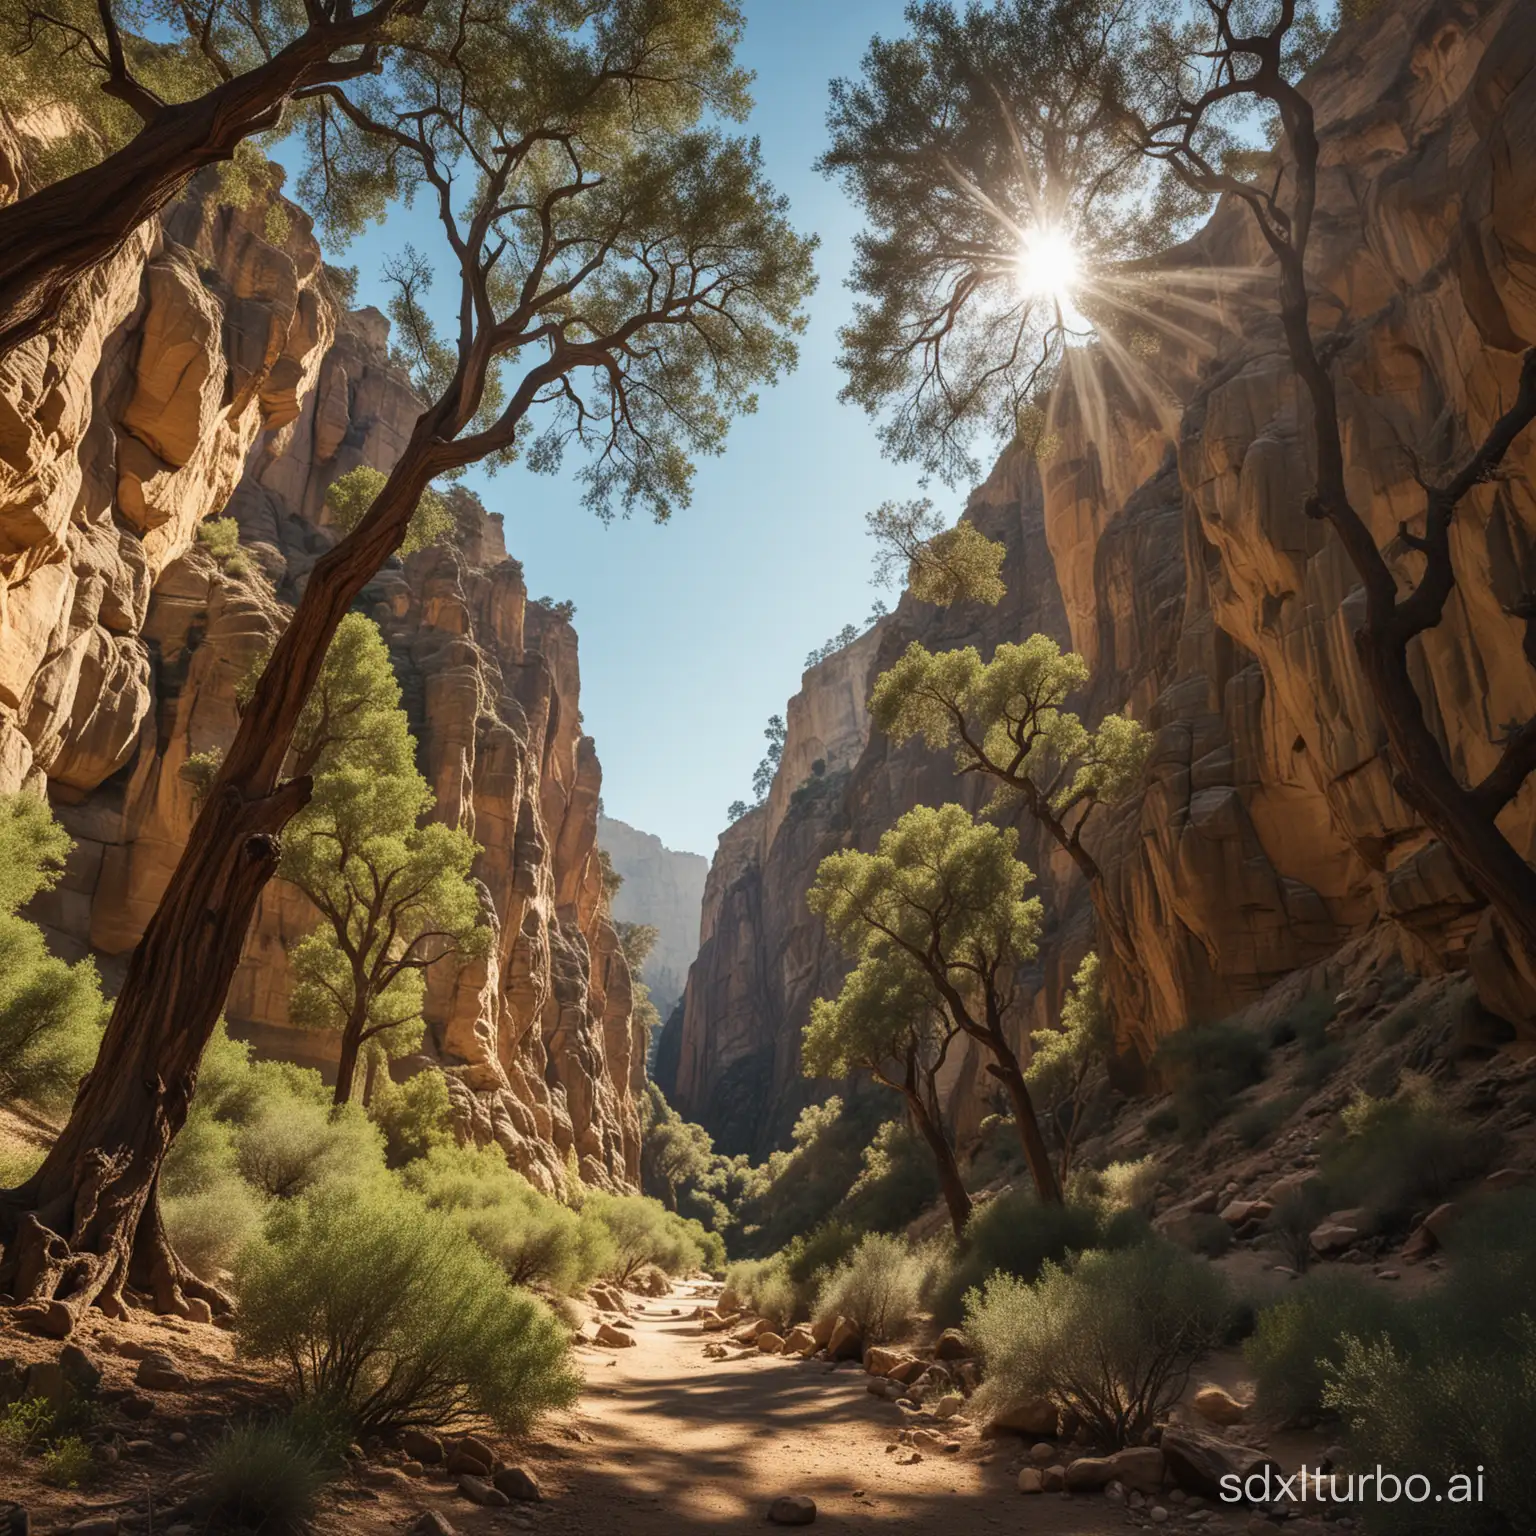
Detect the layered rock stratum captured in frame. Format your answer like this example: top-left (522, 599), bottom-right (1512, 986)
top-left (664, 0), bottom-right (1536, 1156)
top-left (0, 148), bottom-right (642, 1192)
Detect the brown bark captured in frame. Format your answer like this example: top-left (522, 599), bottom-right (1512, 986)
top-left (984, 1038), bottom-right (1063, 1205)
top-left (0, 5), bottom-right (405, 356)
top-left (0, 425), bottom-right (444, 1332)
top-left (333, 1022), bottom-right (364, 1108)
top-left (901, 1083), bottom-right (972, 1238)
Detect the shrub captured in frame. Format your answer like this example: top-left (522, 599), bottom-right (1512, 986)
top-left (968, 1240), bottom-right (1231, 1449)
top-left (1245, 1270), bottom-right (1409, 1420)
top-left (0, 1139), bottom-right (45, 1188)
top-left (1154, 1018), bottom-right (1268, 1138)
top-left (164, 1177), bottom-right (266, 1280)
top-left (0, 1397), bottom-right (54, 1457)
top-left (236, 1183), bottom-right (579, 1433)
top-left (1267, 991), bottom-right (1336, 1051)
top-left (1320, 1076), bottom-right (1488, 1228)
top-left (1265, 1184), bottom-right (1331, 1272)
top-left (369, 1067), bottom-right (456, 1166)
top-left (813, 1233), bottom-right (925, 1343)
top-left (234, 1099), bottom-right (384, 1200)
top-left (198, 1417), bottom-right (333, 1533)
top-left (583, 1193), bottom-right (708, 1283)
top-left (930, 1189), bottom-right (1104, 1326)
top-left (839, 1119), bottom-right (941, 1233)
top-left (724, 1260), bottom-right (798, 1328)
top-left (1069, 1157), bottom-right (1158, 1213)
top-left (1178, 1212), bottom-right (1234, 1259)
top-left (0, 911), bottom-right (107, 1113)
top-left (1233, 1095), bottom-right (1298, 1149)
top-left (39, 1435), bottom-right (94, 1489)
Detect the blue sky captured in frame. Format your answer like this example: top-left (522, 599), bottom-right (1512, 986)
top-left (312, 0), bottom-right (974, 859)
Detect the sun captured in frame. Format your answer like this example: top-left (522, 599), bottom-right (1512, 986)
top-left (1014, 224), bottom-right (1092, 334)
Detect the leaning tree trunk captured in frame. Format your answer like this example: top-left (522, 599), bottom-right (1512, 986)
top-left (982, 1031), bottom-right (1063, 1205)
top-left (0, 427), bottom-right (444, 1335)
top-left (332, 1022), bottom-right (365, 1108)
top-left (0, 25), bottom-right (378, 357)
top-left (902, 1088), bottom-right (972, 1238)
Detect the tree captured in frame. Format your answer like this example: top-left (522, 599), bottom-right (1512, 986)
top-left (803, 956), bottom-right (972, 1237)
top-left (0, 795), bottom-right (109, 1114)
top-left (807, 802), bottom-right (1061, 1202)
top-left (638, 1082), bottom-right (713, 1214)
top-left (1025, 951), bottom-right (1110, 1182)
top-left (0, 0), bottom-right (812, 1333)
top-left (726, 799), bottom-right (751, 823)
top-left (867, 499), bottom-right (1006, 606)
top-left (751, 714), bottom-right (787, 803)
top-left (617, 922), bottom-right (663, 1063)
top-left (1123, 1), bottom-right (1536, 958)
top-left (0, 0), bottom-right (424, 354)
top-left (819, 0), bottom-right (1203, 481)
top-left (280, 613), bottom-right (490, 1106)
top-left (870, 632), bottom-right (1149, 979)
top-left (325, 467), bottom-right (452, 558)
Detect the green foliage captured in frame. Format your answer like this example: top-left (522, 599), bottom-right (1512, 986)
top-left (39, 1435), bottom-right (95, 1489)
top-left (1320, 1076), bottom-right (1488, 1228)
top-left (598, 848), bottom-right (624, 903)
top-left (163, 1179), bottom-right (267, 1282)
top-left (872, 636), bottom-right (1150, 828)
top-left (279, 614), bottom-right (490, 1100)
top-left (236, 1181), bottom-right (579, 1434)
top-left (0, 1396), bottom-right (56, 1457)
top-left (582, 1192), bottom-right (712, 1283)
top-left (968, 1240), bottom-right (1231, 1448)
top-left (813, 1232), bottom-right (928, 1343)
top-left (1028, 951), bottom-right (1111, 1176)
top-left (1234, 1094), bottom-right (1300, 1149)
top-left (819, 0), bottom-right (1205, 479)
top-left (198, 1415), bottom-right (334, 1533)
top-left (931, 1190), bottom-right (1106, 1326)
top-left (0, 794), bottom-right (108, 1113)
top-left (866, 500), bottom-right (1006, 605)
top-left (368, 1066), bottom-right (456, 1167)
top-left (750, 714), bottom-right (786, 804)
top-left (324, 466), bottom-right (453, 558)
top-left (402, 1141), bottom-right (602, 1294)
top-left (639, 1082), bottom-right (719, 1217)
top-left (234, 1098), bottom-right (385, 1201)
top-left (839, 1119), bottom-right (941, 1235)
top-left (0, 1139), bottom-right (44, 1187)
top-left (1154, 1018), bottom-right (1269, 1139)
top-left (197, 516), bottom-right (242, 561)
top-left (1246, 1270), bottom-right (1408, 1421)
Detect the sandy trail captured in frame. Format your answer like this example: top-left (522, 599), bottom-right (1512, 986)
top-left (515, 1287), bottom-right (1126, 1535)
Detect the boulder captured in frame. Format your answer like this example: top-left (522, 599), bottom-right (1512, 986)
top-left (1219, 1199), bottom-right (1271, 1227)
top-left (933, 1328), bottom-right (972, 1361)
top-left (457, 1475), bottom-right (508, 1507)
top-left (1188, 1190), bottom-right (1219, 1214)
top-left (1042, 1465), bottom-right (1066, 1493)
top-left (886, 1357), bottom-right (926, 1385)
top-left (732, 1319), bottom-right (771, 1346)
top-left (1160, 1429), bottom-right (1282, 1501)
top-left (780, 1326), bottom-right (817, 1357)
top-left (409, 1516), bottom-right (459, 1536)
top-left (1029, 1441), bottom-right (1056, 1465)
top-left (1065, 1457), bottom-right (1116, 1491)
top-left (1106, 1447), bottom-right (1166, 1495)
top-left (596, 1322), bottom-right (637, 1349)
top-left (757, 1332), bottom-right (785, 1354)
top-left (493, 1466), bottom-right (542, 1502)
top-left (401, 1428), bottom-right (444, 1464)
top-left (984, 1396), bottom-right (1059, 1438)
top-left (809, 1315), bottom-right (838, 1349)
top-left (1310, 1209), bottom-right (1371, 1256)
top-left (1017, 1467), bottom-right (1044, 1494)
top-left (864, 1345), bottom-right (904, 1376)
top-left (134, 1354), bottom-right (189, 1392)
top-left (767, 1493), bottom-right (817, 1525)
top-left (1192, 1385), bottom-right (1247, 1426)
top-left (933, 1393), bottom-right (963, 1420)
top-left (826, 1318), bottom-right (862, 1361)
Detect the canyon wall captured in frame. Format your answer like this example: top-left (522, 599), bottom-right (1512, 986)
top-left (670, 0), bottom-right (1536, 1155)
top-left (0, 147), bottom-right (642, 1192)
top-left (597, 813), bottom-right (708, 1019)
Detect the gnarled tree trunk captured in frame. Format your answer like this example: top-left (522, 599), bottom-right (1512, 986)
top-left (903, 1087), bottom-right (972, 1238)
top-left (0, 427), bottom-right (443, 1335)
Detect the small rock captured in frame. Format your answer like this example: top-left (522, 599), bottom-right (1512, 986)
top-left (402, 1427), bottom-right (444, 1463)
top-left (135, 1354), bottom-right (189, 1392)
top-left (458, 1474), bottom-right (509, 1507)
top-left (1017, 1467), bottom-right (1043, 1494)
top-left (1042, 1465), bottom-right (1066, 1492)
top-left (767, 1493), bottom-right (817, 1525)
top-left (447, 1445), bottom-right (494, 1478)
top-left (409, 1515), bottom-right (460, 1536)
top-left (933, 1393), bottom-right (963, 1420)
top-left (119, 1393), bottom-right (154, 1421)
top-left (827, 1317), bottom-right (863, 1361)
top-left (596, 1321), bottom-right (637, 1349)
top-left (400, 1459), bottom-right (425, 1477)
top-left (493, 1466), bottom-right (542, 1502)
top-left (757, 1332), bottom-right (785, 1353)
top-left (1375, 1269), bottom-right (1401, 1281)
top-left (1192, 1385), bottom-right (1247, 1426)
top-left (1029, 1441), bottom-right (1055, 1465)
top-left (167, 1430), bottom-right (188, 1447)
top-left (1151, 1507), bottom-right (1169, 1524)
top-left (183, 1298), bottom-right (213, 1325)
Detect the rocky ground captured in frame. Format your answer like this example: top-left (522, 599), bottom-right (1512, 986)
top-left (3, 1275), bottom-right (1373, 1536)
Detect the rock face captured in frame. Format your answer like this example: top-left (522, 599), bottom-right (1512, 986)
top-left (671, 0), bottom-right (1536, 1151)
top-left (597, 813), bottom-right (708, 1018)
top-left (3, 161), bottom-right (641, 1192)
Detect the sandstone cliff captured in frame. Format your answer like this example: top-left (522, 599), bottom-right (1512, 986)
top-left (0, 154), bottom-right (642, 1192)
top-left (597, 813), bottom-right (708, 1020)
top-left (670, 0), bottom-right (1536, 1155)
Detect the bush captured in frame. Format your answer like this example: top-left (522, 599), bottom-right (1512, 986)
top-left (234, 1099), bottom-right (384, 1200)
top-left (1154, 1019), bottom-right (1268, 1139)
top-left (838, 1119), bottom-right (941, 1233)
top-left (813, 1233), bottom-right (925, 1343)
top-left (39, 1435), bottom-right (94, 1489)
top-left (583, 1193), bottom-right (709, 1283)
top-left (236, 1182), bottom-right (579, 1434)
top-left (0, 912), bottom-right (107, 1113)
top-left (968, 1240), bottom-right (1231, 1448)
top-left (1069, 1157), bottom-right (1158, 1213)
top-left (1245, 1270), bottom-right (1409, 1420)
top-left (198, 1417), bottom-right (333, 1532)
top-left (1295, 1040), bottom-right (1347, 1089)
top-left (1233, 1095), bottom-right (1299, 1149)
top-left (164, 1177), bottom-right (266, 1280)
top-left (1177, 1212), bottom-right (1234, 1259)
top-left (369, 1067), bottom-right (456, 1166)
top-left (1320, 1076), bottom-right (1488, 1228)
top-left (930, 1190), bottom-right (1105, 1326)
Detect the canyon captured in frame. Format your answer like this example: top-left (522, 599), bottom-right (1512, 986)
top-left (0, 139), bottom-right (644, 1192)
top-left (662, 0), bottom-right (1536, 1158)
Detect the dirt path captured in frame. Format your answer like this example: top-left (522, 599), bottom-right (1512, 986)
top-left (510, 1287), bottom-right (1132, 1535)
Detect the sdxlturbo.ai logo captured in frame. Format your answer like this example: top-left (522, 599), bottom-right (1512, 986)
top-left (1221, 1466), bottom-right (1486, 1507)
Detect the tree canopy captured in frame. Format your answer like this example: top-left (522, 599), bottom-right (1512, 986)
top-left (278, 615), bottom-right (491, 1103)
top-left (867, 499), bottom-right (1007, 607)
top-left (870, 634), bottom-right (1149, 875)
top-left (1025, 950), bottom-right (1110, 1180)
top-left (819, 0), bottom-right (1204, 480)
top-left (325, 467), bottom-right (452, 558)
